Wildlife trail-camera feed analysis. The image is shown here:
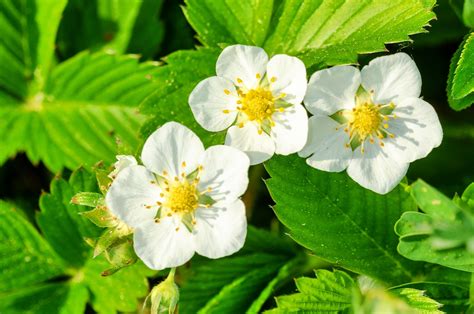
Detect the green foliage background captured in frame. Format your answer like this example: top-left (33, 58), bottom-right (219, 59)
top-left (0, 0), bottom-right (473, 313)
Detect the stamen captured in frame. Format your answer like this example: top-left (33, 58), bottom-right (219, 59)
top-left (222, 109), bottom-right (230, 114)
top-left (224, 89), bottom-right (231, 95)
top-left (256, 73), bottom-right (261, 79)
top-left (270, 77), bottom-right (277, 83)
top-left (236, 78), bottom-right (243, 84)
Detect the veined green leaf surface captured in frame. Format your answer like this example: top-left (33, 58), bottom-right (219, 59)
top-left (180, 226), bottom-right (307, 314)
top-left (184, 0), bottom-right (436, 68)
top-left (140, 48), bottom-right (225, 147)
top-left (447, 32), bottom-right (474, 110)
top-left (57, 0), bottom-right (164, 60)
top-left (0, 169), bottom-right (152, 313)
top-left (265, 155), bottom-right (422, 285)
top-left (0, 201), bottom-right (65, 293)
top-left (0, 52), bottom-right (160, 172)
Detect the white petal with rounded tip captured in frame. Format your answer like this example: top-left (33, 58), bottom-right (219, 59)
top-left (106, 165), bottom-right (162, 228)
top-left (270, 104), bottom-right (308, 155)
top-left (225, 123), bottom-right (275, 165)
top-left (300, 116), bottom-right (353, 172)
top-left (347, 143), bottom-right (409, 195)
top-left (383, 97), bottom-right (443, 164)
top-left (216, 45), bottom-right (268, 89)
top-left (109, 155), bottom-right (137, 179)
top-left (361, 53), bottom-right (421, 104)
top-left (133, 217), bottom-right (195, 270)
top-left (141, 122), bottom-right (205, 177)
top-left (266, 54), bottom-right (307, 105)
top-left (304, 65), bottom-right (360, 116)
top-left (194, 200), bottom-right (247, 259)
top-left (189, 76), bottom-right (239, 132)
top-left (198, 145), bottom-right (250, 203)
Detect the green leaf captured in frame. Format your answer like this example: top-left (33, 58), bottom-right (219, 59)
top-left (57, 0), bottom-right (164, 60)
top-left (183, 0), bottom-right (274, 47)
top-left (180, 226), bottom-right (308, 314)
top-left (463, 0), bottom-right (474, 28)
top-left (0, 51), bottom-right (160, 171)
top-left (0, 283), bottom-right (89, 314)
top-left (1, 169), bottom-right (153, 313)
top-left (0, 201), bottom-right (65, 293)
top-left (183, 0), bottom-right (436, 68)
top-left (266, 269), bottom-right (357, 313)
top-left (395, 180), bottom-right (474, 272)
top-left (140, 48), bottom-right (225, 147)
top-left (265, 155), bottom-right (422, 285)
top-left (0, 0), bottom-right (67, 97)
top-left (447, 32), bottom-right (474, 111)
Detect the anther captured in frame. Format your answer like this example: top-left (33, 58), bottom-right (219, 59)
top-left (270, 77), bottom-right (277, 83)
top-left (238, 122), bottom-right (244, 128)
top-left (223, 109), bottom-right (230, 114)
top-left (256, 73), bottom-right (261, 79)
top-left (182, 161), bottom-right (186, 167)
top-left (224, 89), bottom-right (231, 95)
top-left (157, 201), bottom-right (162, 206)
top-left (174, 176), bottom-right (179, 181)
top-left (236, 78), bottom-right (243, 83)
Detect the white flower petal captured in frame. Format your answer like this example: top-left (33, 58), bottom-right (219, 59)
top-left (106, 165), bottom-right (162, 228)
top-left (299, 116), bottom-right (352, 172)
top-left (108, 155), bottom-right (137, 179)
top-left (225, 124), bottom-right (275, 165)
top-left (384, 97), bottom-right (443, 163)
top-left (270, 104), bottom-right (308, 155)
top-left (194, 200), bottom-right (247, 259)
top-left (266, 54), bottom-right (307, 105)
top-left (198, 145), bottom-right (250, 203)
top-left (189, 76), bottom-right (239, 132)
top-left (361, 53), bottom-right (421, 104)
top-left (347, 143), bottom-right (409, 195)
top-left (216, 45), bottom-right (268, 89)
top-left (133, 217), bottom-right (195, 270)
top-left (141, 122), bottom-right (205, 177)
top-left (304, 65), bottom-right (360, 116)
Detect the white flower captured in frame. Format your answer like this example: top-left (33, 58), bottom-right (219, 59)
top-left (105, 122), bottom-right (250, 270)
top-left (108, 155), bottom-right (137, 179)
top-left (300, 53), bottom-right (443, 194)
top-left (189, 44), bottom-right (309, 165)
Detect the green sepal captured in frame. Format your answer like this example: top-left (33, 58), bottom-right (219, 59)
top-left (101, 236), bottom-right (138, 276)
top-left (71, 192), bottom-right (105, 208)
top-left (95, 165), bottom-right (113, 195)
top-left (186, 168), bottom-right (200, 182)
top-left (80, 206), bottom-right (118, 228)
top-left (199, 194), bottom-right (216, 207)
top-left (93, 225), bottom-right (133, 258)
top-left (182, 214), bottom-right (195, 233)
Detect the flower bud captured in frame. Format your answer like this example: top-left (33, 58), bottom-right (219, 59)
top-left (144, 269), bottom-right (179, 314)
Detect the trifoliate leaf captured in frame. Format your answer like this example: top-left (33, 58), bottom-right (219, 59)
top-left (179, 226), bottom-right (310, 314)
top-left (265, 155), bottom-right (422, 285)
top-left (183, 0), bottom-right (436, 68)
top-left (0, 51), bottom-right (160, 172)
top-left (395, 180), bottom-right (474, 272)
top-left (447, 32), bottom-right (474, 110)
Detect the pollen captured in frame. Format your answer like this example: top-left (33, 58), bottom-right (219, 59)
top-left (239, 88), bottom-right (275, 122)
top-left (348, 103), bottom-right (382, 140)
top-left (164, 181), bottom-right (199, 214)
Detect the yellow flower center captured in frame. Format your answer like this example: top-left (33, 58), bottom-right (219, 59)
top-left (240, 88), bottom-right (275, 121)
top-left (349, 103), bottom-right (382, 140)
top-left (165, 181), bottom-right (198, 214)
